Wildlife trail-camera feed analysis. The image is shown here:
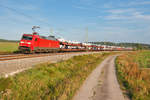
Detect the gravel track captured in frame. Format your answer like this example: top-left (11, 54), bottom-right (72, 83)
top-left (73, 55), bottom-right (126, 100)
top-left (0, 52), bottom-right (99, 77)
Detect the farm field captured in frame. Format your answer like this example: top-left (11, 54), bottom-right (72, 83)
top-left (116, 51), bottom-right (150, 100)
top-left (0, 52), bottom-right (114, 100)
top-left (0, 42), bottom-right (19, 54)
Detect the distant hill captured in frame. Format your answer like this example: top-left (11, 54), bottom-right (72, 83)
top-left (89, 42), bottom-right (150, 50)
top-left (0, 39), bottom-right (19, 42)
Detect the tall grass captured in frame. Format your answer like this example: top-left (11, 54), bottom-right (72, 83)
top-left (116, 51), bottom-right (150, 100)
top-left (0, 53), bottom-right (112, 100)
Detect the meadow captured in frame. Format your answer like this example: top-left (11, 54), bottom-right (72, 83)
top-left (116, 51), bottom-right (150, 100)
top-left (0, 42), bottom-right (19, 54)
top-left (0, 52), bottom-right (113, 100)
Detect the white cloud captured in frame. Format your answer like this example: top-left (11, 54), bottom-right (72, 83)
top-left (128, 1), bottom-right (150, 6)
top-left (17, 4), bottom-right (38, 11)
top-left (79, 0), bottom-right (96, 5)
top-left (133, 12), bottom-right (150, 20)
top-left (73, 5), bottom-right (90, 10)
top-left (105, 15), bottom-right (130, 20)
top-left (103, 3), bottom-right (113, 8)
top-left (105, 13), bottom-right (150, 21)
top-left (104, 8), bottom-right (150, 21)
top-left (108, 9), bottom-right (135, 14)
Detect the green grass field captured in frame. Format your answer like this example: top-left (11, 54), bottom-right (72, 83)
top-left (0, 52), bottom-right (114, 100)
top-left (116, 51), bottom-right (150, 100)
top-left (131, 51), bottom-right (150, 68)
top-left (0, 42), bottom-right (19, 54)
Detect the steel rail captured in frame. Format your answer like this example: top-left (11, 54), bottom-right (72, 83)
top-left (0, 52), bottom-right (79, 61)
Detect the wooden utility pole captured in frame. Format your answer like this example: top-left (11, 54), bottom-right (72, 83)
top-left (50, 28), bottom-right (53, 36)
top-left (85, 27), bottom-right (89, 51)
top-left (85, 27), bottom-right (88, 43)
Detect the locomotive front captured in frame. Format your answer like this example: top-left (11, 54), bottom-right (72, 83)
top-left (19, 34), bottom-right (36, 53)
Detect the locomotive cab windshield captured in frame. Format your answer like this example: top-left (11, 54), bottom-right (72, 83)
top-left (22, 35), bottom-right (33, 40)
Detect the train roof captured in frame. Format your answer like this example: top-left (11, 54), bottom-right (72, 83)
top-left (40, 35), bottom-right (57, 41)
top-left (23, 34), bottom-right (58, 41)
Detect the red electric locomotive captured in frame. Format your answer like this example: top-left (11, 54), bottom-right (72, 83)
top-left (19, 32), bottom-right (60, 53)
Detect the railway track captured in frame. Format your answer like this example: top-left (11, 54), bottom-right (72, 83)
top-left (0, 53), bottom-right (71, 61)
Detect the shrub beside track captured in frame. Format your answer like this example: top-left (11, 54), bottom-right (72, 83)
top-left (0, 52), bottom-right (114, 100)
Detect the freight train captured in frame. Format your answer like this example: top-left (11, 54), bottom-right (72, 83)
top-left (19, 32), bottom-right (133, 53)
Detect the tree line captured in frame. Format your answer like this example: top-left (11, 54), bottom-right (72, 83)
top-left (89, 42), bottom-right (150, 50)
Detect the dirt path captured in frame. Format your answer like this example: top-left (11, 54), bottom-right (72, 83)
top-left (72, 55), bottom-right (126, 100)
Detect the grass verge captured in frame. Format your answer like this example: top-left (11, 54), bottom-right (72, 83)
top-left (116, 51), bottom-right (150, 100)
top-left (0, 42), bottom-right (19, 54)
top-left (0, 52), bottom-right (114, 100)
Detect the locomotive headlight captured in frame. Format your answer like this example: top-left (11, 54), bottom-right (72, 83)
top-left (20, 41), bottom-right (24, 43)
top-left (27, 42), bottom-right (31, 44)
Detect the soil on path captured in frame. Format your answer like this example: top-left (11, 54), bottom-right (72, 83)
top-left (73, 55), bottom-right (126, 100)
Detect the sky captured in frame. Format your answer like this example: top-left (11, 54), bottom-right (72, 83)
top-left (0, 0), bottom-right (150, 43)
